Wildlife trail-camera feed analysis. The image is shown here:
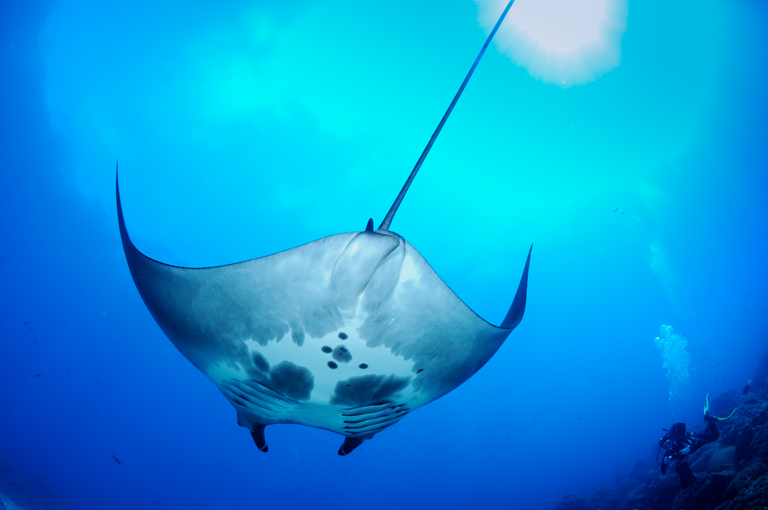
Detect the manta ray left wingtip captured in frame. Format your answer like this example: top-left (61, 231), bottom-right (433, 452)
top-left (500, 244), bottom-right (532, 330)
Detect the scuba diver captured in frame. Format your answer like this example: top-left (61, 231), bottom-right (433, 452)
top-left (657, 394), bottom-right (735, 489)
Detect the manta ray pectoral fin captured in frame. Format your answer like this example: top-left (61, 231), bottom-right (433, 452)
top-left (338, 437), bottom-right (365, 456)
top-left (500, 244), bottom-right (533, 330)
top-left (250, 424), bottom-right (268, 453)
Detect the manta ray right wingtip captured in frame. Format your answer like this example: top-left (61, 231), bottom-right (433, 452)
top-left (115, 163), bottom-right (131, 247)
top-left (500, 244), bottom-right (532, 330)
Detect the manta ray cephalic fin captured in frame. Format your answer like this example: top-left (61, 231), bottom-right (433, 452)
top-left (338, 437), bottom-right (365, 456)
top-left (250, 425), bottom-right (268, 452)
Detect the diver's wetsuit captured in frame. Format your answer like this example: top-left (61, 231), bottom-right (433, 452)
top-left (695, 414), bottom-right (720, 444)
top-left (660, 414), bottom-right (720, 489)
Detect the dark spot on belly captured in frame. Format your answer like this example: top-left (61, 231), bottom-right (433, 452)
top-left (359, 363), bottom-right (368, 369)
top-left (338, 332), bottom-right (348, 340)
top-left (330, 374), bottom-right (411, 407)
top-left (269, 361), bottom-right (314, 401)
top-left (252, 351), bottom-right (270, 373)
top-left (333, 345), bottom-right (352, 363)
top-left (417, 369), bottom-right (423, 373)
top-left (321, 346), bottom-right (332, 354)
top-left (328, 361), bottom-right (338, 369)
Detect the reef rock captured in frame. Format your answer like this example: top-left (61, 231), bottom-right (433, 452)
top-left (554, 493), bottom-right (586, 510)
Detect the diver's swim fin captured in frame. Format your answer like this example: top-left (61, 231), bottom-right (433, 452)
top-left (714, 409), bottom-right (736, 421)
top-left (703, 393), bottom-right (736, 421)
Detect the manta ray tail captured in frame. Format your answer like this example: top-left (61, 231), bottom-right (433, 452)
top-left (500, 244), bottom-right (532, 330)
top-left (378, 0), bottom-right (516, 231)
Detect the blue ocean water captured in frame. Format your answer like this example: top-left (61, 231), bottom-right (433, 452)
top-left (0, 1), bottom-right (766, 509)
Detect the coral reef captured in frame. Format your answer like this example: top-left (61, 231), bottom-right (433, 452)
top-left (555, 350), bottom-right (768, 510)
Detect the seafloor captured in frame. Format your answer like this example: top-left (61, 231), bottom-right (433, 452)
top-left (555, 349), bottom-right (768, 510)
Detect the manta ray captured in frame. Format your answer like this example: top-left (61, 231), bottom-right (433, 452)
top-left (118, 0), bottom-right (529, 456)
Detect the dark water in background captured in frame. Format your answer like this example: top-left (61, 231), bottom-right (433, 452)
top-left (1, 1), bottom-right (767, 509)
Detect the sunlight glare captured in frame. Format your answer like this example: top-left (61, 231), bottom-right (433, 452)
top-left (475, 0), bottom-right (628, 87)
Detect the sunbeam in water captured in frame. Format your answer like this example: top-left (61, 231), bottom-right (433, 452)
top-left (475, 0), bottom-right (628, 86)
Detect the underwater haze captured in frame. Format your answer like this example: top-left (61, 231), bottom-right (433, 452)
top-left (1, 0), bottom-right (767, 509)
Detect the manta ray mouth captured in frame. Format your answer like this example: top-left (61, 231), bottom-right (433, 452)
top-left (219, 377), bottom-right (410, 439)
